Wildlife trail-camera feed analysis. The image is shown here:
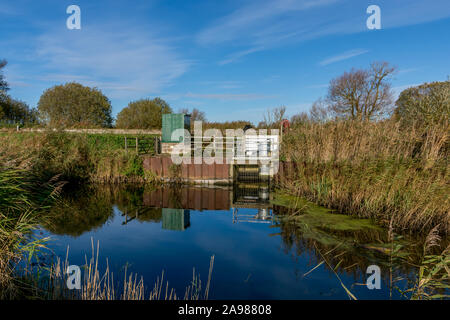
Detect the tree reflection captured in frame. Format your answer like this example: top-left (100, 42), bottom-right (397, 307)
top-left (43, 186), bottom-right (115, 236)
top-left (272, 204), bottom-right (427, 289)
top-left (44, 183), bottom-right (440, 295)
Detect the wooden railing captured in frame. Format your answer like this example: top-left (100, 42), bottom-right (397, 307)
top-left (125, 136), bottom-right (160, 155)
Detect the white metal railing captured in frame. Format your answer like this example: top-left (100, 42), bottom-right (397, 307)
top-left (190, 135), bottom-right (279, 161)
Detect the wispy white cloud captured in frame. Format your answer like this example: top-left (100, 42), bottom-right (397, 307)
top-left (197, 0), bottom-right (340, 46)
top-left (306, 83), bottom-right (329, 89)
top-left (197, 80), bottom-right (244, 89)
top-left (197, 0), bottom-right (450, 64)
top-left (398, 68), bottom-right (419, 74)
top-left (185, 92), bottom-right (277, 101)
top-left (17, 25), bottom-right (192, 99)
top-left (319, 49), bottom-right (369, 66)
top-left (219, 46), bottom-right (265, 65)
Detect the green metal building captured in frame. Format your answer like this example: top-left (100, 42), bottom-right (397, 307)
top-left (161, 113), bottom-right (191, 143)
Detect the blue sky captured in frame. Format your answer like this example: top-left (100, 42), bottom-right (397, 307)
top-left (1, 0), bottom-right (450, 123)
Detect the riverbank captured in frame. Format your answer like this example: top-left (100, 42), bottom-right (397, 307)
top-left (31, 184), bottom-right (450, 299)
top-left (0, 165), bottom-right (60, 298)
top-left (0, 131), bottom-right (159, 184)
top-left (0, 130), bottom-right (166, 297)
top-left (278, 120), bottom-right (449, 235)
top-left (0, 157), bottom-right (447, 299)
top-left (1, 124), bottom-right (448, 236)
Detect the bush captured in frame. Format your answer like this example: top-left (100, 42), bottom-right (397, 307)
top-left (395, 81), bottom-right (450, 127)
top-left (37, 82), bottom-right (113, 128)
top-left (116, 98), bottom-right (172, 129)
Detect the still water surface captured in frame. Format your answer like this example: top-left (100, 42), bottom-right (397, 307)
top-left (40, 184), bottom-right (421, 299)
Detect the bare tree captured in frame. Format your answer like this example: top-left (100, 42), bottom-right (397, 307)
top-left (179, 108), bottom-right (206, 122)
top-left (309, 98), bottom-right (330, 123)
top-left (262, 106), bottom-right (286, 128)
top-left (290, 112), bottom-right (309, 126)
top-left (327, 62), bottom-right (395, 121)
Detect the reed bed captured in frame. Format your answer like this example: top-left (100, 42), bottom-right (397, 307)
top-left (42, 239), bottom-right (215, 300)
top-left (301, 226), bottom-right (449, 300)
top-left (0, 131), bottom-right (156, 184)
top-left (280, 120), bottom-right (449, 235)
top-left (0, 165), bottom-right (60, 298)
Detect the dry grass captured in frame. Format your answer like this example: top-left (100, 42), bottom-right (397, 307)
top-left (43, 239), bottom-right (215, 300)
top-left (280, 119), bottom-right (449, 235)
top-left (0, 131), bottom-right (156, 184)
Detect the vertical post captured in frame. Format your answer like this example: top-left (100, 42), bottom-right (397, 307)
top-left (154, 136), bottom-right (158, 155)
top-left (136, 137), bottom-right (138, 153)
top-left (157, 137), bottom-right (160, 155)
top-left (280, 121), bottom-right (283, 145)
top-left (125, 137), bottom-right (128, 154)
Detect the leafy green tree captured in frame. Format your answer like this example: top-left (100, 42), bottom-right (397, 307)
top-left (116, 98), bottom-right (172, 129)
top-left (394, 81), bottom-right (450, 127)
top-left (0, 96), bottom-right (38, 125)
top-left (37, 82), bottom-right (113, 128)
top-left (0, 59), bottom-right (8, 95)
top-left (0, 60), bottom-right (9, 120)
top-left (0, 59), bottom-right (38, 125)
top-left (153, 97), bottom-right (171, 112)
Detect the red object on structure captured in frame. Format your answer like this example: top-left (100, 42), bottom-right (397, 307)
top-left (281, 119), bottom-right (290, 132)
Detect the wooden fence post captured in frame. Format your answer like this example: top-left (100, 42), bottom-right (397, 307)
top-left (136, 137), bottom-right (139, 153)
top-left (125, 137), bottom-right (128, 154)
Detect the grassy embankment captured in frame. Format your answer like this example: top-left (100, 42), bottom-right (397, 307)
top-left (271, 192), bottom-right (449, 300)
top-left (0, 131), bottom-right (206, 299)
top-left (0, 131), bottom-right (159, 184)
top-left (278, 120), bottom-right (449, 236)
top-left (0, 164), bottom-right (61, 298)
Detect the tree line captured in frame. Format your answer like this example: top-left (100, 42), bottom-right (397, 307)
top-left (0, 59), bottom-right (209, 129)
top-left (286, 62), bottom-right (449, 129)
top-left (1, 58), bottom-right (448, 130)
top-left (0, 60), bottom-right (39, 126)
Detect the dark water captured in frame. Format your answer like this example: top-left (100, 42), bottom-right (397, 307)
top-left (39, 184), bottom-right (424, 299)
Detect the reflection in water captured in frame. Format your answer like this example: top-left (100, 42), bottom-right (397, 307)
top-left (42, 183), bottom-right (435, 299)
top-left (232, 183), bottom-right (273, 224)
top-left (162, 209), bottom-right (190, 231)
top-left (44, 188), bottom-right (115, 236)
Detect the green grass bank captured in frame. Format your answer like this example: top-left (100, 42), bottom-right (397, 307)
top-left (0, 131), bottom-right (159, 184)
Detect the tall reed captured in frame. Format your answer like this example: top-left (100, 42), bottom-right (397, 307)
top-left (41, 239), bottom-right (215, 300)
top-left (0, 131), bottom-right (158, 184)
top-left (0, 166), bottom-right (61, 298)
top-left (279, 119), bottom-right (449, 234)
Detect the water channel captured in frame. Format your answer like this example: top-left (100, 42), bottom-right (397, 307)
top-left (38, 183), bottom-right (426, 299)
